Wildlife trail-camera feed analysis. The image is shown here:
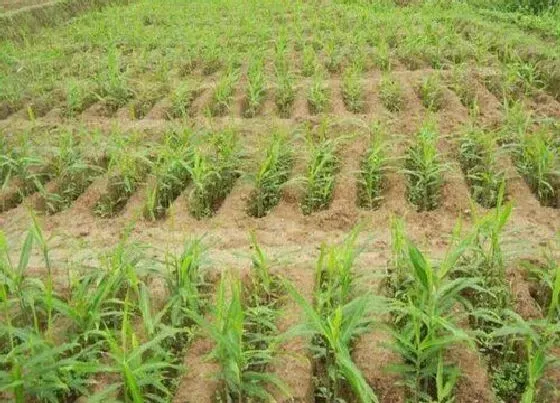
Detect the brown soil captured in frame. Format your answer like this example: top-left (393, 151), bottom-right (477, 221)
top-left (173, 336), bottom-right (220, 403)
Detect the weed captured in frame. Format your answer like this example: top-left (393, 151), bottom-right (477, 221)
top-left (247, 131), bottom-right (293, 218)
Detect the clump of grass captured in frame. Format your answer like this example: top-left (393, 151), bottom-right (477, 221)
top-left (308, 72), bottom-right (330, 115)
top-left (379, 74), bottom-right (403, 112)
top-left (513, 129), bottom-right (559, 208)
top-left (417, 73), bottom-right (445, 111)
top-left (244, 56), bottom-right (266, 118)
top-left (210, 68), bottom-right (239, 117)
top-left (459, 126), bottom-right (505, 208)
top-left (342, 66), bottom-right (364, 113)
top-left (247, 132), bottom-right (293, 218)
top-left (95, 138), bottom-right (150, 218)
top-left (169, 82), bottom-right (199, 119)
top-left (188, 130), bottom-right (240, 219)
top-left (275, 69), bottom-right (295, 118)
top-left (144, 129), bottom-right (193, 220)
top-left (302, 127), bottom-right (339, 214)
top-left (201, 43), bottom-right (223, 75)
top-left (403, 125), bottom-right (445, 211)
top-left (358, 123), bottom-right (388, 210)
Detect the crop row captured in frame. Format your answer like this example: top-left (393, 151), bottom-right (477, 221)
top-left (1, 64), bottom-right (554, 122)
top-left (2, 0), bottom-right (559, 117)
top-left (0, 205), bottom-right (558, 402)
top-left (1, 120), bottom-right (559, 219)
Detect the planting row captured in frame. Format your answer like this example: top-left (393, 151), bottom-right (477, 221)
top-left (2, 0), bottom-right (560, 118)
top-left (1, 208), bottom-right (558, 402)
top-left (1, 64), bottom-right (555, 122)
top-left (1, 122), bottom-right (558, 220)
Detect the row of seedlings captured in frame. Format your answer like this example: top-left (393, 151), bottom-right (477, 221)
top-left (0, 219), bottom-right (210, 401)
top-left (143, 129), bottom-right (193, 220)
top-left (0, 136), bottom-right (52, 212)
top-left (187, 234), bottom-right (287, 400)
top-left (94, 133), bottom-right (151, 218)
top-left (287, 228), bottom-right (380, 402)
top-left (34, 131), bottom-right (105, 214)
top-left (357, 123), bottom-right (389, 210)
top-left (404, 124), bottom-right (446, 211)
top-left (188, 129), bottom-right (240, 219)
top-left (301, 125), bottom-right (340, 215)
top-left (512, 126), bottom-right (559, 208)
top-left (247, 131), bottom-right (294, 218)
top-left (384, 217), bottom-right (478, 402)
top-left (458, 125), bottom-right (505, 208)
top-left (454, 198), bottom-right (560, 401)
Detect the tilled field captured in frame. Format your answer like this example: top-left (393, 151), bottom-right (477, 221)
top-left (1, 1), bottom-right (559, 402)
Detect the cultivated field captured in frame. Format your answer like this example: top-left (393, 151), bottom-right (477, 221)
top-left (0, 0), bottom-right (559, 402)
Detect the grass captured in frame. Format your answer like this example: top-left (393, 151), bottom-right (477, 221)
top-left (403, 124), bottom-right (445, 211)
top-left (247, 131), bottom-right (293, 218)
